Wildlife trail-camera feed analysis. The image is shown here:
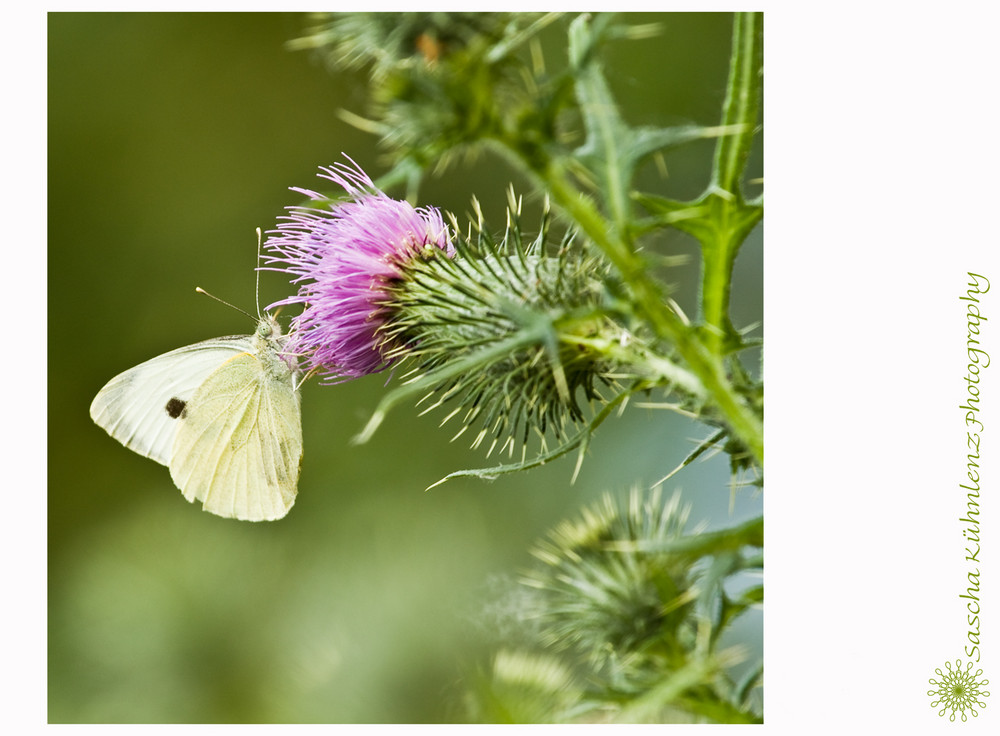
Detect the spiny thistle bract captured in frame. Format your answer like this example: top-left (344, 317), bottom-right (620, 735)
top-left (464, 649), bottom-right (583, 724)
top-left (521, 488), bottom-right (698, 674)
top-left (464, 487), bottom-right (763, 723)
top-left (289, 12), bottom-right (528, 81)
top-left (378, 192), bottom-right (625, 456)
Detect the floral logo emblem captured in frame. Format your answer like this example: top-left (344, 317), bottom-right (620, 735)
top-left (928, 659), bottom-right (990, 721)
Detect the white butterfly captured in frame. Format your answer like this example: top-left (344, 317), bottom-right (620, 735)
top-left (90, 313), bottom-right (303, 522)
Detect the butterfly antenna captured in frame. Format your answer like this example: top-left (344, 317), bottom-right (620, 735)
top-left (254, 227), bottom-right (263, 319)
top-left (195, 287), bottom-right (256, 322)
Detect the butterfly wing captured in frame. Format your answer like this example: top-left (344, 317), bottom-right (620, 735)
top-left (90, 337), bottom-right (252, 465)
top-left (168, 347), bottom-right (302, 522)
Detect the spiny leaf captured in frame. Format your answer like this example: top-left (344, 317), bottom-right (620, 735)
top-left (634, 190), bottom-right (762, 246)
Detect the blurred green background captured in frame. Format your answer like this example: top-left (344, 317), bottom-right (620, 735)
top-left (48, 12), bottom-right (761, 723)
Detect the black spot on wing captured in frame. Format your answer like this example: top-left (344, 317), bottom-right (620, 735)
top-left (165, 397), bottom-right (187, 419)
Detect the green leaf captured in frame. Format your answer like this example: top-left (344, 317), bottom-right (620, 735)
top-left (634, 190), bottom-right (762, 249)
top-left (567, 15), bottom-right (740, 238)
top-left (609, 515), bottom-right (763, 555)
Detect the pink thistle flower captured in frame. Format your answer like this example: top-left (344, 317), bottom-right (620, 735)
top-left (264, 157), bottom-right (454, 381)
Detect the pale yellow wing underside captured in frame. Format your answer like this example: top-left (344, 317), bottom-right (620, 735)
top-left (169, 351), bottom-right (302, 521)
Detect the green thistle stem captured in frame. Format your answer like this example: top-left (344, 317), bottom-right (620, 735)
top-left (713, 12), bottom-right (762, 198)
top-left (701, 11), bottom-right (763, 355)
top-left (560, 332), bottom-right (705, 398)
top-left (535, 160), bottom-right (763, 464)
top-left (616, 653), bottom-right (760, 724)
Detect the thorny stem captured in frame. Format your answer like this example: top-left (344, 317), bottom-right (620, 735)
top-left (537, 158), bottom-right (763, 464)
top-left (701, 11), bottom-right (763, 356)
top-left (508, 12), bottom-right (764, 464)
top-left (713, 12), bottom-right (762, 198)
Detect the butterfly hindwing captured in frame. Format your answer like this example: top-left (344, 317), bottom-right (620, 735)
top-left (169, 348), bottom-right (302, 521)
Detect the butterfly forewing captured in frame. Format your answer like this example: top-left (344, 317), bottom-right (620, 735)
top-left (89, 337), bottom-right (252, 465)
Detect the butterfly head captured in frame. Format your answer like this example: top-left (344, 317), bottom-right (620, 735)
top-left (256, 313), bottom-right (284, 339)
top-left (256, 313), bottom-right (303, 381)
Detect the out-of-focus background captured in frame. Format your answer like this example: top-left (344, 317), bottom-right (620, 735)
top-left (49, 12), bottom-right (761, 723)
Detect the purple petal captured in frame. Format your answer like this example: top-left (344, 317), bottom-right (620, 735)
top-left (263, 157), bottom-right (453, 380)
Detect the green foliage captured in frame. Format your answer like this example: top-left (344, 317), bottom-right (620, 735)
top-left (292, 10), bottom-right (763, 724)
top-left (463, 489), bottom-right (762, 723)
top-left (291, 12), bottom-right (564, 183)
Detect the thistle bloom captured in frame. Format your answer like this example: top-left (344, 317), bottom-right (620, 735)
top-left (267, 160), bottom-right (623, 456)
top-left (264, 158), bottom-right (454, 380)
